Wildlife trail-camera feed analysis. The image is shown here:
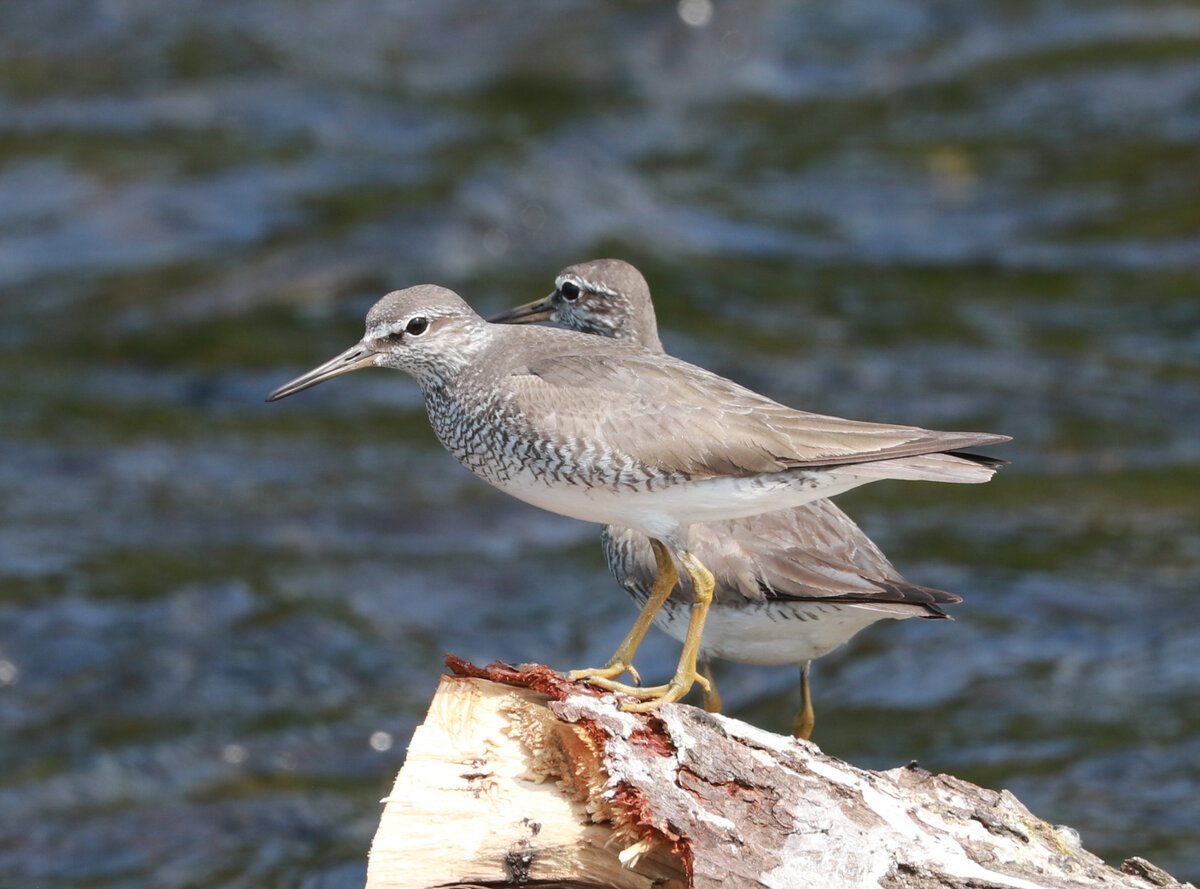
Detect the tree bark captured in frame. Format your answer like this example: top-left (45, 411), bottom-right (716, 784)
top-left (365, 658), bottom-right (1193, 889)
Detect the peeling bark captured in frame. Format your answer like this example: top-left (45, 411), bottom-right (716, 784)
top-left (365, 659), bottom-right (1194, 889)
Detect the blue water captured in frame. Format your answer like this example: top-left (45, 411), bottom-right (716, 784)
top-left (1, 3), bottom-right (1198, 886)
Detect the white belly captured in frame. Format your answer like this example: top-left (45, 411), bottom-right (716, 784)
top-left (650, 598), bottom-right (915, 665)
top-left (491, 466), bottom-right (878, 540)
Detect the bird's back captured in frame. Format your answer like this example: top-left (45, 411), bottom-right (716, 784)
top-left (452, 323), bottom-right (1008, 488)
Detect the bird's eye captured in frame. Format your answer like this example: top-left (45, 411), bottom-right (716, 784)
top-left (559, 281), bottom-right (580, 301)
top-left (406, 316), bottom-right (430, 336)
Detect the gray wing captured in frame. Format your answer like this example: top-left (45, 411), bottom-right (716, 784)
top-left (509, 349), bottom-right (1008, 481)
top-left (602, 498), bottom-right (959, 614)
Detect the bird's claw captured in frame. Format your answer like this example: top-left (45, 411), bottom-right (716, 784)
top-left (569, 661), bottom-right (641, 686)
top-left (582, 666), bottom-right (709, 711)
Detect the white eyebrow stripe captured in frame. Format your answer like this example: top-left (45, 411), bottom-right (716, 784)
top-left (555, 273), bottom-right (619, 298)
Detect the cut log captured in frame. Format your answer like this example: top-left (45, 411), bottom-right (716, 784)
top-left (366, 658), bottom-right (1194, 889)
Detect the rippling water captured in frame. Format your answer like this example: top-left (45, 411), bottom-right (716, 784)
top-left (2, 2), bottom-right (1198, 886)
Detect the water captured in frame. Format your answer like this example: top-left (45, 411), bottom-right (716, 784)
top-left (2, 2), bottom-right (1198, 885)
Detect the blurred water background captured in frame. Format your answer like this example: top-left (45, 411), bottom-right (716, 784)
top-left (1, 1), bottom-right (1198, 886)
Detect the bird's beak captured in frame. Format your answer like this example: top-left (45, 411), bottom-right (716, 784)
top-left (487, 293), bottom-right (557, 325)
top-left (266, 342), bottom-right (378, 401)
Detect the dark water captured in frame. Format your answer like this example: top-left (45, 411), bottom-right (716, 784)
top-left (2, 2), bottom-right (1199, 886)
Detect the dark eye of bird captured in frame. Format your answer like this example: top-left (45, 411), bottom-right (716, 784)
top-left (559, 281), bottom-right (580, 301)
top-left (406, 316), bottom-right (430, 336)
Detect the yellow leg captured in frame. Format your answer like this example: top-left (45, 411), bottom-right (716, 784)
top-left (608, 551), bottom-right (715, 711)
top-left (570, 539), bottom-right (677, 687)
top-left (791, 661), bottom-right (815, 740)
top-left (700, 657), bottom-right (722, 713)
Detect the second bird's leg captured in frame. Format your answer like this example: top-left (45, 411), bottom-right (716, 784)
top-left (570, 538), bottom-right (678, 687)
top-left (790, 660), bottom-right (815, 740)
top-left (700, 657), bottom-right (722, 713)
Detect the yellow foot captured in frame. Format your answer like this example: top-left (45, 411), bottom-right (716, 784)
top-left (791, 708), bottom-right (815, 740)
top-left (569, 661), bottom-right (641, 686)
top-left (791, 661), bottom-right (815, 740)
top-left (622, 669), bottom-right (711, 711)
top-left (568, 538), bottom-right (677, 691)
top-left (584, 669), bottom-right (711, 710)
top-left (603, 549), bottom-right (718, 713)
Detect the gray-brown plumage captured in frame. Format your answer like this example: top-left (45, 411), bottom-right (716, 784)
top-left (270, 281), bottom-right (1008, 714)
top-left (490, 259), bottom-right (1000, 735)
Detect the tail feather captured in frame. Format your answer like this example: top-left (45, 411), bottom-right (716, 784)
top-left (827, 449), bottom-right (1006, 484)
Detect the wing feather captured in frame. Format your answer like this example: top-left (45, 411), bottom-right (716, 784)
top-left (508, 349), bottom-right (1008, 481)
top-left (602, 499), bottom-right (959, 611)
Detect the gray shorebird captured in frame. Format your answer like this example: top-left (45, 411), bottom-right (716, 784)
top-left (489, 259), bottom-right (980, 737)
top-left (268, 284), bottom-right (1008, 712)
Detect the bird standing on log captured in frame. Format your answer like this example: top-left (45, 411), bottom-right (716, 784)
top-left (269, 280), bottom-right (1008, 716)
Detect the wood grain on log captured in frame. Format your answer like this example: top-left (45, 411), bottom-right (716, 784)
top-left (365, 659), bottom-right (1194, 889)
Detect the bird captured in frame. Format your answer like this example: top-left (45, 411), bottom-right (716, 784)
top-left (487, 259), bottom-right (984, 737)
top-left (268, 284), bottom-right (1008, 715)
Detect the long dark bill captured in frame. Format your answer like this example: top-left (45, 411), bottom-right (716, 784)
top-left (266, 343), bottom-right (377, 401)
top-left (486, 294), bottom-right (556, 325)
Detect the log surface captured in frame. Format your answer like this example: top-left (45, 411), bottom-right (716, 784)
top-left (366, 659), bottom-right (1194, 889)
